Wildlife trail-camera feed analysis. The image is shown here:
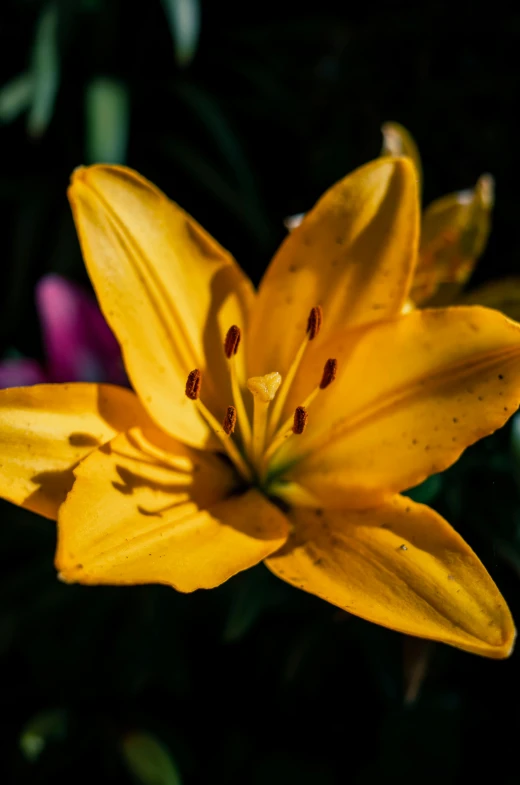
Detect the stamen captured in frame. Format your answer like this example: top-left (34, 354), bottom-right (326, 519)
top-left (293, 406), bottom-right (308, 435)
top-left (306, 306), bottom-right (323, 340)
top-left (185, 369), bottom-right (201, 400)
top-left (224, 324), bottom-right (252, 448)
top-left (267, 305), bottom-right (323, 439)
top-left (263, 358), bottom-right (338, 469)
top-left (320, 358), bottom-right (337, 389)
top-left (247, 372), bottom-right (282, 469)
top-left (184, 370), bottom-right (252, 482)
top-left (224, 325), bottom-right (241, 359)
top-left (223, 406), bottom-right (237, 435)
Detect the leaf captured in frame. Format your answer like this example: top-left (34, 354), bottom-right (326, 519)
top-left (405, 474), bottom-right (443, 505)
top-left (222, 566), bottom-right (283, 643)
top-left (402, 637), bottom-right (434, 706)
top-left (27, 2), bottom-right (60, 138)
top-left (160, 136), bottom-right (272, 248)
top-left (122, 732), bottom-right (182, 785)
top-left (0, 72), bottom-right (34, 124)
top-left (160, 0), bottom-right (201, 67)
top-left (173, 82), bottom-right (258, 202)
top-left (510, 412), bottom-right (520, 489)
top-left (85, 77), bottom-right (130, 164)
top-left (19, 709), bottom-right (67, 762)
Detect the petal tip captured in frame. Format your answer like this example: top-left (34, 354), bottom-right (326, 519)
top-left (477, 172), bottom-right (495, 208)
top-left (56, 570), bottom-right (76, 585)
top-left (393, 154), bottom-right (417, 178)
top-left (370, 154), bottom-right (418, 188)
top-left (477, 620), bottom-right (516, 660)
top-left (498, 625), bottom-right (516, 660)
top-left (70, 165), bottom-right (87, 184)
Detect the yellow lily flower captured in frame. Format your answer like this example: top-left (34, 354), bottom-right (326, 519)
top-left (1, 157), bottom-right (520, 659)
top-left (381, 121), bottom-right (520, 316)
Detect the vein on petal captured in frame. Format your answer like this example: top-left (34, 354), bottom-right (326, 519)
top-left (304, 345), bottom-right (520, 458)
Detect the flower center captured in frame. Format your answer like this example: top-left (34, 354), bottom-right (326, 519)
top-left (184, 307), bottom-right (337, 491)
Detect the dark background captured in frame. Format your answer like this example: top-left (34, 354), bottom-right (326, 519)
top-left (1, 1), bottom-right (520, 783)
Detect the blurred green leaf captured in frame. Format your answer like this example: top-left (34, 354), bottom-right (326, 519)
top-left (0, 72), bottom-right (33, 124)
top-left (510, 411), bottom-right (520, 486)
top-left (27, 2), bottom-right (60, 138)
top-left (19, 709), bottom-right (67, 762)
top-left (161, 136), bottom-right (272, 247)
top-left (405, 474), bottom-right (443, 505)
top-left (160, 0), bottom-right (201, 67)
top-left (174, 83), bottom-right (258, 201)
top-left (85, 77), bottom-right (130, 164)
top-left (222, 567), bottom-right (282, 643)
top-left (122, 732), bottom-right (182, 785)
top-left (3, 347), bottom-right (25, 360)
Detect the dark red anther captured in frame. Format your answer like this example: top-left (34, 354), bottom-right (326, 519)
top-left (292, 405), bottom-right (309, 435)
top-left (320, 359), bottom-right (337, 390)
top-left (185, 369), bottom-right (202, 400)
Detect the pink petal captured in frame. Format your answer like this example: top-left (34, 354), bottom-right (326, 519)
top-left (36, 274), bottom-right (127, 385)
top-left (0, 358), bottom-right (48, 388)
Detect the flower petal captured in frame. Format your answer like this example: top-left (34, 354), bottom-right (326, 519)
top-left (56, 429), bottom-right (289, 590)
top-left (0, 358), bottom-right (47, 388)
top-left (275, 306), bottom-right (520, 508)
top-left (413, 174), bottom-right (494, 306)
top-left (458, 277), bottom-right (520, 322)
top-left (380, 121), bottom-right (423, 191)
top-left (0, 383), bottom-right (150, 519)
top-left (68, 165), bottom-right (255, 447)
top-left (247, 157), bottom-right (419, 378)
top-left (36, 273), bottom-right (126, 385)
top-left (265, 495), bottom-right (515, 658)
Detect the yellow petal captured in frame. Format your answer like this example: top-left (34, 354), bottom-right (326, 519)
top-left (414, 174), bottom-right (494, 306)
top-left (265, 495), bottom-right (515, 658)
top-left (380, 121), bottom-right (423, 192)
top-left (247, 157), bottom-right (419, 378)
top-left (0, 383), bottom-right (149, 519)
top-left (275, 306), bottom-right (520, 508)
top-left (56, 429), bottom-right (289, 590)
top-left (68, 165), bottom-right (255, 448)
top-left (458, 277), bottom-right (520, 322)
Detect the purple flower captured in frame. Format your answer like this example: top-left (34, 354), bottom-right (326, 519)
top-left (0, 274), bottom-right (126, 388)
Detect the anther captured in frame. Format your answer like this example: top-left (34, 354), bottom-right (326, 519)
top-left (306, 306), bottom-right (323, 340)
top-left (320, 359), bottom-right (337, 389)
top-left (292, 406), bottom-right (308, 435)
top-left (185, 369), bottom-right (202, 400)
top-left (223, 406), bottom-right (237, 435)
top-left (224, 325), bottom-right (241, 359)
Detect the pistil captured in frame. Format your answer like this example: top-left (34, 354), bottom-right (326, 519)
top-left (247, 372), bottom-right (282, 471)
